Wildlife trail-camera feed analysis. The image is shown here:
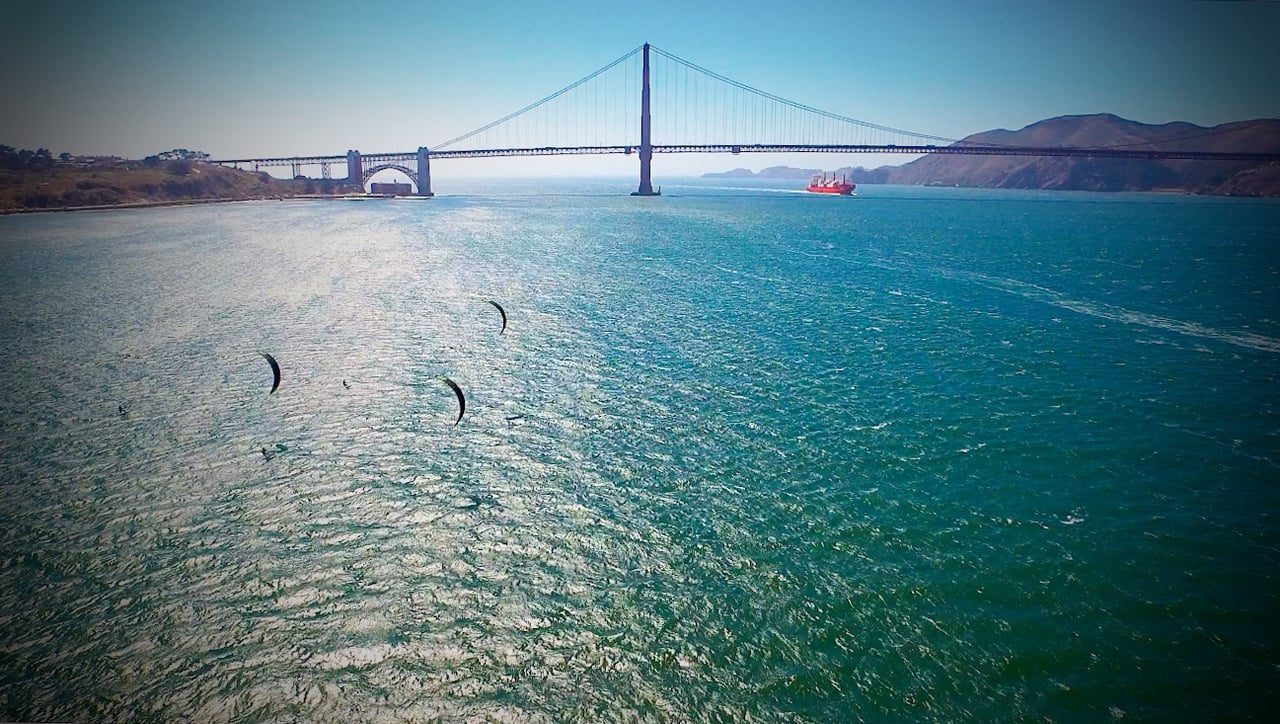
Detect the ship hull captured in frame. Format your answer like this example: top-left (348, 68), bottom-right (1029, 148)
top-left (806, 184), bottom-right (855, 195)
top-left (805, 173), bottom-right (856, 195)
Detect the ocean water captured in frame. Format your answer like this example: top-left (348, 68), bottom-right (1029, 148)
top-left (1, 179), bottom-right (1277, 721)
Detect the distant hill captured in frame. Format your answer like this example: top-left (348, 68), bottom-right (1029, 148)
top-left (704, 165), bottom-right (820, 179)
top-left (704, 114), bottom-right (1280, 197)
top-left (704, 164), bottom-right (886, 182)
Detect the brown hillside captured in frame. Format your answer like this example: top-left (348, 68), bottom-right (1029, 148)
top-left (882, 114), bottom-right (1280, 196)
top-left (0, 161), bottom-right (347, 212)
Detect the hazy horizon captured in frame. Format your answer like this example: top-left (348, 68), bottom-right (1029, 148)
top-left (3, 1), bottom-right (1279, 179)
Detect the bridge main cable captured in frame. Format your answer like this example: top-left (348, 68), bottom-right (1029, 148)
top-left (432, 45), bottom-right (645, 151)
top-left (648, 44), bottom-right (961, 146)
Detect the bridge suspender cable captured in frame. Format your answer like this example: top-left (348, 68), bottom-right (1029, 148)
top-left (647, 45), bottom-right (961, 145)
top-left (432, 45), bottom-right (645, 151)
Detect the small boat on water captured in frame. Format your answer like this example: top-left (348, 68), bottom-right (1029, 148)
top-left (806, 173), bottom-right (856, 195)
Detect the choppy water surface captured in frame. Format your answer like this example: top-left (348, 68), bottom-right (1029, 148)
top-left (2, 180), bottom-right (1278, 721)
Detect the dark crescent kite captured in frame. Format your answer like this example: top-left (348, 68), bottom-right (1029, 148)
top-left (260, 352), bottom-right (281, 394)
top-left (441, 376), bottom-right (465, 425)
top-left (485, 300), bottom-right (507, 335)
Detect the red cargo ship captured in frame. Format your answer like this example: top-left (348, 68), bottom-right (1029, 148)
top-left (806, 173), bottom-right (856, 195)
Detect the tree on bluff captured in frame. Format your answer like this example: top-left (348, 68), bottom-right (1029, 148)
top-left (0, 146), bottom-right (55, 170)
top-left (147, 149), bottom-right (210, 162)
top-left (144, 149), bottom-right (210, 173)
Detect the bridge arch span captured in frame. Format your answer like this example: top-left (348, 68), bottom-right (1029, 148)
top-left (361, 163), bottom-right (420, 192)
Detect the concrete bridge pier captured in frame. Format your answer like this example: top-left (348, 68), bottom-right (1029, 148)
top-left (416, 147), bottom-right (434, 197)
top-left (347, 150), bottom-right (362, 187)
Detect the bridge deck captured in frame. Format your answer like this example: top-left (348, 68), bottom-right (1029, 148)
top-left (210, 144), bottom-right (1280, 167)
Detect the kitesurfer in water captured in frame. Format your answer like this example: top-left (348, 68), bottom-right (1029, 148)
top-left (441, 376), bottom-right (465, 425)
top-left (260, 352), bottom-right (281, 394)
top-left (485, 300), bottom-right (507, 335)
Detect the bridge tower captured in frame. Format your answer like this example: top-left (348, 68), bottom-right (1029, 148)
top-left (416, 147), bottom-right (434, 196)
top-left (631, 42), bottom-right (660, 196)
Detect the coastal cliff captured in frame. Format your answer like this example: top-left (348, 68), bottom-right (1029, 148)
top-left (705, 114), bottom-right (1280, 197)
top-left (0, 149), bottom-right (354, 213)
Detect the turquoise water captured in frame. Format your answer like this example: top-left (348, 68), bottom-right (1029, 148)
top-left (1, 180), bottom-right (1277, 721)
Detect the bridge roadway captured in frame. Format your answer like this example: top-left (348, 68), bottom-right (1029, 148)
top-left (210, 144), bottom-right (1280, 168)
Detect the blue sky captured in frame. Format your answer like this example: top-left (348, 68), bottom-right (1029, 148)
top-left (3, 0), bottom-right (1278, 178)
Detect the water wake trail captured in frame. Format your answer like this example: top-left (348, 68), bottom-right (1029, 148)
top-left (940, 268), bottom-right (1280, 355)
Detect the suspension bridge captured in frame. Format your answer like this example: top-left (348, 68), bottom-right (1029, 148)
top-left (208, 43), bottom-right (1280, 197)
